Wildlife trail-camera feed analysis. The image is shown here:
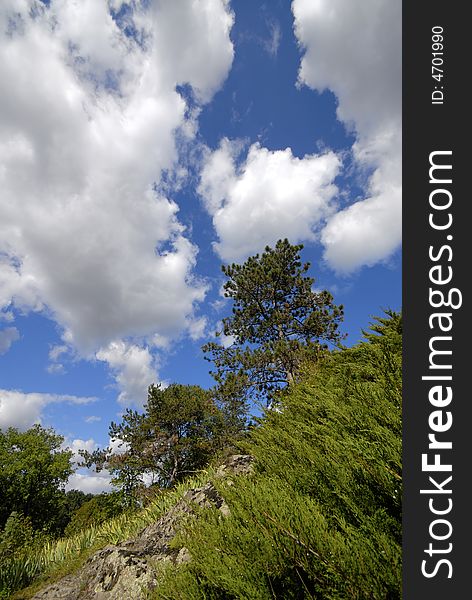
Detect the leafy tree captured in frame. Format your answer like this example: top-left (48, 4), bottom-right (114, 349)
top-left (203, 239), bottom-right (344, 408)
top-left (81, 384), bottom-right (227, 498)
top-left (0, 425), bottom-right (74, 533)
top-left (142, 383), bottom-right (227, 485)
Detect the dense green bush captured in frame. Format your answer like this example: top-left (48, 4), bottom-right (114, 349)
top-left (63, 492), bottom-right (125, 537)
top-left (0, 512), bottom-right (49, 598)
top-left (156, 312), bottom-right (402, 599)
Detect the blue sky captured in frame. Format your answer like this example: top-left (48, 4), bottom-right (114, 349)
top-left (0, 0), bottom-right (401, 493)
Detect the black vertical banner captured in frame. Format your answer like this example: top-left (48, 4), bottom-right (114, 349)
top-left (403, 2), bottom-right (468, 598)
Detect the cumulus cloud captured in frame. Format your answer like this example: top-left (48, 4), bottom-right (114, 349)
top-left (144, 0), bottom-right (235, 103)
top-left (63, 436), bottom-right (134, 494)
top-left (321, 141), bottom-right (401, 272)
top-left (292, 0), bottom-right (401, 272)
top-left (96, 340), bottom-right (157, 407)
top-left (109, 436), bottom-right (130, 455)
top-left (0, 327), bottom-right (19, 355)
top-left (198, 139), bottom-right (340, 261)
top-left (187, 316), bottom-right (208, 342)
top-left (0, 0), bottom-right (234, 355)
top-left (0, 389), bottom-right (97, 430)
top-left (64, 437), bottom-right (98, 464)
top-left (66, 470), bottom-right (113, 495)
top-left (65, 433), bottom-right (135, 495)
top-left (48, 345), bottom-right (69, 362)
top-left (63, 437), bottom-right (115, 494)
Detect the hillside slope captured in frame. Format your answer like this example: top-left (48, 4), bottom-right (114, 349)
top-left (14, 312), bottom-right (401, 600)
top-left (154, 312), bottom-right (402, 599)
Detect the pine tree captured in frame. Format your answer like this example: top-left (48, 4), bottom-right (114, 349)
top-left (203, 239), bottom-right (344, 408)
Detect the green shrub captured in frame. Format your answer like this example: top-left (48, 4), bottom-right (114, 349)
top-left (64, 492), bottom-right (125, 537)
top-left (0, 512), bottom-right (49, 597)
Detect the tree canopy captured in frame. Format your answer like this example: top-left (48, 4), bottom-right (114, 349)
top-left (203, 239), bottom-right (345, 408)
top-left (81, 383), bottom-right (228, 498)
top-left (0, 425), bottom-right (74, 532)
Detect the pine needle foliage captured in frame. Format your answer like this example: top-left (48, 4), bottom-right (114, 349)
top-left (203, 239), bottom-right (345, 410)
top-left (156, 311), bottom-right (402, 599)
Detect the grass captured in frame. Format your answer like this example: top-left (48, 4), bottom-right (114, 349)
top-left (4, 469), bottom-right (214, 599)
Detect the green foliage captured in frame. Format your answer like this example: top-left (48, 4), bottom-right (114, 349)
top-left (1, 513), bottom-right (38, 561)
top-left (143, 383), bottom-right (228, 484)
top-left (3, 469), bottom-right (213, 599)
top-left (62, 489), bottom-right (95, 516)
top-left (203, 239), bottom-right (344, 410)
top-left (0, 425), bottom-right (74, 533)
top-left (81, 384), bottom-right (228, 497)
top-left (63, 492), bottom-right (124, 537)
top-left (47, 490), bottom-right (95, 537)
top-left (156, 311), bottom-right (402, 599)
top-left (0, 512), bottom-right (49, 598)
top-left (1, 309), bottom-right (401, 600)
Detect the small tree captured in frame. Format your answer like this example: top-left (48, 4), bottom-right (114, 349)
top-left (81, 384), bottom-right (226, 499)
top-left (144, 383), bottom-right (226, 485)
top-left (203, 239), bottom-right (344, 407)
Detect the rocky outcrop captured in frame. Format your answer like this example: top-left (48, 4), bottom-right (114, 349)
top-left (30, 455), bottom-right (253, 600)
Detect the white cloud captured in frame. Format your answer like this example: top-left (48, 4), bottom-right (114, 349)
top-left (62, 437), bottom-right (114, 494)
top-left (46, 343), bottom-right (69, 374)
top-left (187, 316), bottom-right (208, 342)
top-left (219, 331), bottom-right (235, 349)
top-left (109, 436), bottom-right (129, 455)
top-left (48, 344), bottom-right (69, 362)
top-left (321, 139), bottom-right (401, 272)
top-left (199, 140), bottom-right (340, 262)
top-left (262, 19), bottom-right (281, 57)
top-left (66, 470), bottom-right (113, 494)
top-left (63, 437), bottom-right (98, 464)
top-left (46, 363), bottom-right (66, 375)
top-left (96, 341), bottom-right (157, 407)
top-left (0, 0), bottom-right (234, 357)
top-left (145, 0), bottom-right (234, 103)
top-left (85, 415), bottom-right (102, 424)
top-left (0, 326), bottom-right (19, 355)
top-left (292, 0), bottom-right (401, 273)
top-left (0, 389), bottom-right (97, 430)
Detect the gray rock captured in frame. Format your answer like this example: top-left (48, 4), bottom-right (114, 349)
top-left (30, 455), bottom-right (253, 599)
